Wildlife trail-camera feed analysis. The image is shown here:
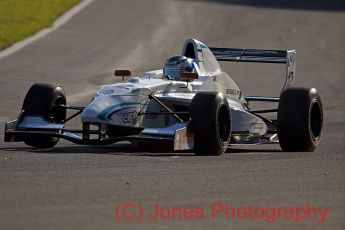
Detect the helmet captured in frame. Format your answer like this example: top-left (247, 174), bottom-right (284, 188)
top-left (163, 55), bottom-right (194, 79)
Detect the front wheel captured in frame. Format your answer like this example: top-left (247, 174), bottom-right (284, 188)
top-left (190, 92), bottom-right (231, 155)
top-left (22, 83), bottom-right (66, 148)
top-left (277, 87), bottom-right (323, 152)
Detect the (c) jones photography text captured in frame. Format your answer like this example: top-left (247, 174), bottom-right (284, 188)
top-left (115, 201), bottom-right (328, 224)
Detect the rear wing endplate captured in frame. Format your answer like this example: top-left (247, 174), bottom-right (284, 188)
top-left (209, 47), bottom-right (296, 93)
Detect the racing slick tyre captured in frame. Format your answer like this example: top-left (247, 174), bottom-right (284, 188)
top-left (21, 83), bottom-right (66, 148)
top-left (190, 92), bottom-right (231, 156)
top-left (277, 87), bottom-right (323, 152)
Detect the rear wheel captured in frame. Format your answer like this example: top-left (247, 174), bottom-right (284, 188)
top-left (22, 83), bottom-right (66, 148)
top-left (278, 87), bottom-right (323, 151)
top-left (190, 92), bottom-right (231, 155)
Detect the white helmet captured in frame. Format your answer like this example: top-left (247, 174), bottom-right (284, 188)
top-left (163, 55), bottom-right (194, 80)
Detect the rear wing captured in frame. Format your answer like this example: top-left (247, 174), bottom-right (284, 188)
top-left (209, 47), bottom-right (296, 93)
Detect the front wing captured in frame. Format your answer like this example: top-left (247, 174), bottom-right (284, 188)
top-left (4, 116), bottom-right (194, 150)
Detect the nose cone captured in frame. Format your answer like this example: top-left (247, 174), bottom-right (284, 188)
top-left (81, 104), bottom-right (99, 122)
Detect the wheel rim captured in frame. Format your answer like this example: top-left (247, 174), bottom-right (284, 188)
top-left (50, 96), bottom-right (66, 123)
top-left (309, 100), bottom-right (322, 140)
top-left (218, 105), bottom-right (231, 143)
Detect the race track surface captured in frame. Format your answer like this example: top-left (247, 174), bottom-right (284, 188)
top-left (0, 0), bottom-right (344, 229)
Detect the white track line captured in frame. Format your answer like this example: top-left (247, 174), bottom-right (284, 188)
top-left (0, 0), bottom-right (95, 60)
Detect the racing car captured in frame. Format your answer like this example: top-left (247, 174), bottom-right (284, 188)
top-left (4, 38), bottom-right (323, 155)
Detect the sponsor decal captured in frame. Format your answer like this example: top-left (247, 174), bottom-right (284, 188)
top-left (226, 88), bottom-right (241, 97)
top-left (97, 102), bottom-right (142, 121)
top-left (122, 111), bottom-right (139, 124)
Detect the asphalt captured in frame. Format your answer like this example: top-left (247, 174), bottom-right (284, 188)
top-left (0, 0), bottom-right (344, 229)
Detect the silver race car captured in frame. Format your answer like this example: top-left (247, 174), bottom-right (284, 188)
top-left (4, 38), bottom-right (323, 155)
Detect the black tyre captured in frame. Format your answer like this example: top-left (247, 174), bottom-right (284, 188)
top-left (190, 92), bottom-right (231, 155)
top-left (22, 83), bottom-right (66, 148)
top-left (278, 87), bottom-right (323, 152)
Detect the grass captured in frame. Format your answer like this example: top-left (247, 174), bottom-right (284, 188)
top-left (0, 0), bottom-right (81, 51)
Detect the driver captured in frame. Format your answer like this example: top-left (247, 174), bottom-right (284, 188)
top-left (163, 55), bottom-right (195, 80)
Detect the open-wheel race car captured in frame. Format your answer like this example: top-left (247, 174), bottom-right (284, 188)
top-left (4, 38), bottom-right (323, 155)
